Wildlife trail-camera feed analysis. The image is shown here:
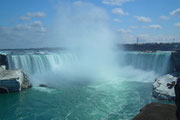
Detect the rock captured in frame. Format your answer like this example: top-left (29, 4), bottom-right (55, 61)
top-left (0, 54), bottom-right (9, 69)
top-left (153, 74), bottom-right (177, 100)
top-left (39, 84), bottom-right (48, 87)
top-left (0, 66), bottom-right (32, 93)
top-left (0, 86), bottom-right (9, 93)
top-left (175, 78), bottom-right (180, 120)
top-left (133, 102), bottom-right (176, 120)
top-left (171, 50), bottom-right (180, 73)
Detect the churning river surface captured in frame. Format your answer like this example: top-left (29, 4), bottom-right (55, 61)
top-left (0, 50), bottom-right (173, 120)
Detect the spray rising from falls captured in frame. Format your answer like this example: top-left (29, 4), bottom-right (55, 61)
top-left (45, 1), bottom-right (119, 80)
top-left (4, 1), bottom-right (174, 86)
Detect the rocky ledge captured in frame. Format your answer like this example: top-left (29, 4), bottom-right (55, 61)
top-left (133, 102), bottom-right (176, 120)
top-left (0, 66), bottom-right (32, 93)
top-left (152, 73), bottom-right (177, 100)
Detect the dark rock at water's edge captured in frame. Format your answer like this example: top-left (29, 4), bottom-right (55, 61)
top-left (0, 86), bottom-right (9, 93)
top-left (39, 84), bottom-right (48, 87)
top-left (133, 102), bottom-right (176, 120)
top-left (175, 78), bottom-right (180, 120)
top-left (0, 54), bottom-right (9, 69)
top-left (0, 66), bottom-right (32, 94)
top-left (172, 50), bottom-right (180, 73)
top-left (153, 73), bottom-right (177, 100)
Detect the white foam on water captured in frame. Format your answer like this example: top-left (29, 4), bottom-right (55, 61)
top-left (33, 87), bottom-right (56, 93)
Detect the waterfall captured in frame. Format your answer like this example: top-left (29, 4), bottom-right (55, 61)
top-left (6, 50), bottom-right (173, 76)
top-left (119, 51), bottom-right (173, 75)
top-left (7, 52), bottom-right (78, 76)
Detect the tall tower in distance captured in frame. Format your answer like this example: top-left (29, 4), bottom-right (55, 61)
top-left (137, 37), bottom-right (139, 44)
top-left (173, 38), bottom-right (175, 43)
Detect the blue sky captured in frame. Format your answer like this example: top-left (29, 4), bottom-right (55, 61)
top-left (0, 0), bottom-right (180, 48)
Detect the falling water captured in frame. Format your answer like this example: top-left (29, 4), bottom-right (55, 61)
top-left (7, 51), bottom-right (173, 77)
top-left (0, 1), bottom-right (175, 119)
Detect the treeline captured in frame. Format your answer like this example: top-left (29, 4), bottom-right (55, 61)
top-left (120, 43), bottom-right (180, 51)
top-left (1, 43), bottom-right (180, 52)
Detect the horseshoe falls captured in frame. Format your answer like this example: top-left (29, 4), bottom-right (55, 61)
top-left (0, 50), bottom-right (173, 120)
top-left (7, 51), bottom-right (172, 76)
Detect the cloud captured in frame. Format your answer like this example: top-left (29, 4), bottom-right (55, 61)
top-left (136, 34), bottom-right (178, 43)
top-left (130, 26), bottom-right (138, 29)
top-left (112, 8), bottom-right (128, 16)
top-left (116, 33), bottom-right (180, 44)
top-left (14, 21), bottom-right (46, 32)
top-left (19, 12), bottom-right (46, 21)
top-left (135, 16), bottom-right (152, 23)
top-left (113, 18), bottom-right (121, 22)
top-left (30, 21), bottom-right (43, 27)
top-left (174, 22), bottom-right (180, 27)
top-left (20, 16), bottom-right (32, 21)
top-left (140, 34), bottom-right (180, 43)
top-left (102, 0), bottom-right (133, 6)
top-left (160, 16), bottom-right (169, 20)
top-left (73, 1), bottom-right (84, 6)
top-left (149, 25), bottom-right (162, 29)
top-left (138, 34), bottom-right (149, 39)
top-left (26, 12), bottom-right (46, 18)
top-left (170, 8), bottom-right (180, 16)
top-left (117, 28), bottom-right (131, 33)
top-left (0, 21), bottom-right (47, 48)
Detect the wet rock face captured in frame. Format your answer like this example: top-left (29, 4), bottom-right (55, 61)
top-left (175, 79), bottom-right (180, 120)
top-left (0, 67), bottom-right (32, 93)
top-left (21, 72), bottom-right (32, 89)
top-left (0, 87), bottom-right (9, 93)
top-left (0, 54), bottom-right (9, 70)
top-left (172, 51), bottom-right (180, 73)
top-left (167, 81), bottom-right (176, 89)
top-left (153, 74), bottom-right (177, 100)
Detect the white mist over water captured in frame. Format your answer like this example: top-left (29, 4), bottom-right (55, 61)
top-left (43, 1), bottom-right (119, 82)
top-left (27, 1), bottom-right (168, 86)
top-left (5, 1), bottom-right (171, 87)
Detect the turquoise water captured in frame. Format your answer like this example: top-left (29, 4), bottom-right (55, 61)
top-left (0, 51), bottom-right (173, 120)
top-left (0, 80), bottom-right (153, 120)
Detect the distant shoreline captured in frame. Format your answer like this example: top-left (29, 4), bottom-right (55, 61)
top-left (0, 42), bottom-right (180, 51)
top-left (121, 42), bottom-right (180, 51)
